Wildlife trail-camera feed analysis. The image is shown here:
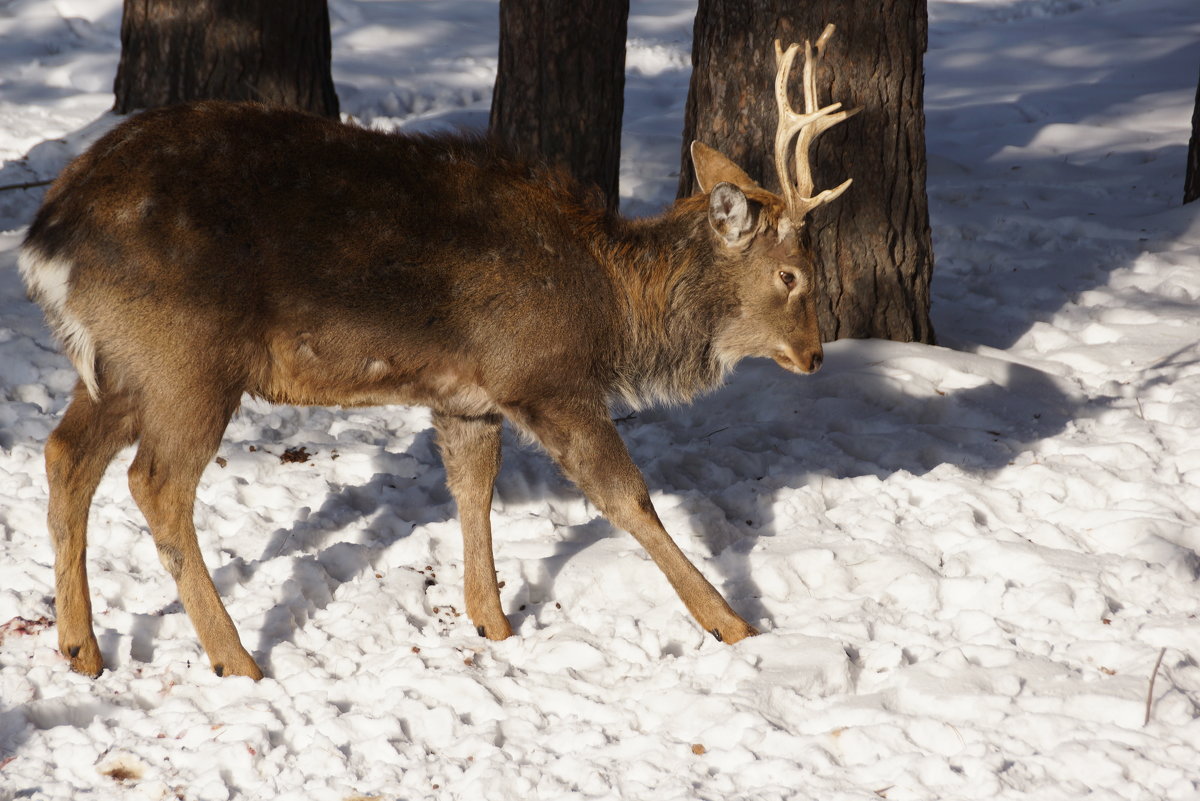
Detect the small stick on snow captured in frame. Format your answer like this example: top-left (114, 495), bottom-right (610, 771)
top-left (0, 178), bottom-right (53, 192)
top-left (1144, 646), bottom-right (1167, 727)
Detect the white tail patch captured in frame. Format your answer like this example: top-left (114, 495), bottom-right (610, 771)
top-left (17, 245), bottom-right (100, 399)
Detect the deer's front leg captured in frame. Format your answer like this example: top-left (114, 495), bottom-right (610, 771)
top-left (434, 412), bottom-right (511, 640)
top-left (518, 403), bottom-right (758, 644)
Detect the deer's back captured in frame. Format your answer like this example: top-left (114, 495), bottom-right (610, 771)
top-left (26, 102), bottom-right (621, 412)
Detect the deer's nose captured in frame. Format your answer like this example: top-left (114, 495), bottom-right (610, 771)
top-left (774, 344), bottom-right (823, 374)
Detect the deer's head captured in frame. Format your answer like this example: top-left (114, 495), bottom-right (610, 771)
top-left (697, 24), bottom-right (858, 376)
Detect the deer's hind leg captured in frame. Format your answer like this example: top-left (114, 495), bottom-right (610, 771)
top-left (46, 382), bottom-right (140, 677)
top-left (126, 383), bottom-right (262, 679)
top-left (434, 412), bottom-right (511, 640)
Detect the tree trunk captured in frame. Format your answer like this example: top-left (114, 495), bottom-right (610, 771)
top-left (1185, 66), bottom-right (1200, 204)
top-left (114, 0), bottom-right (339, 118)
top-left (490, 0), bottom-right (628, 213)
top-left (679, 0), bottom-right (934, 344)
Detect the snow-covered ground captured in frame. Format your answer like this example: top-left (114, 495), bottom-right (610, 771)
top-left (2, 0), bottom-right (1199, 798)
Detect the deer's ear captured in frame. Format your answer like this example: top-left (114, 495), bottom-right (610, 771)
top-left (708, 182), bottom-right (759, 246)
top-left (691, 141), bottom-right (760, 194)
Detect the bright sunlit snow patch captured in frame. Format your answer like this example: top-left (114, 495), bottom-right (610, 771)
top-left (2, 0), bottom-right (1200, 799)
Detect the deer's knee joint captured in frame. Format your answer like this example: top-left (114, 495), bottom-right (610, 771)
top-left (44, 429), bottom-right (69, 464)
top-left (127, 458), bottom-right (158, 507)
top-left (156, 543), bottom-right (183, 579)
top-left (48, 523), bottom-right (73, 554)
top-left (597, 487), bottom-right (658, 530)
top-left (44, 429), bottom-right (78, 479)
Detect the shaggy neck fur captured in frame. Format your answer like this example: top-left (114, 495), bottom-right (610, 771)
top-left (589, 197), bottom-right (742, 410)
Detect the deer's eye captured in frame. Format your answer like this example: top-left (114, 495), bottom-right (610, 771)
top-left (779, 271), bottom-right (797, 288)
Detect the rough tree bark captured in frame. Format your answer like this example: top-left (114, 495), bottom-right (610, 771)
top-left (1185, 65), bottom-right (1200, 204)
top-left (679, 0), bottom-right (934, 344)
top-left (490, 0), bottom-right (629, 213)
top-left (114, 0), bottom-right (339, 118)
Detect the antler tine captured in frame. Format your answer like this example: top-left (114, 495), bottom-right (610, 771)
top-left (802, 24), bottom-right (835, 115)
top-left (803, 25), bottom-right (846, 145)
top-left (773, 23), bottom-right (860, 224)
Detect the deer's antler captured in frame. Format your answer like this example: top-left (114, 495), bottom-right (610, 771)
top-left (773, 24), bottom-right (860, 223)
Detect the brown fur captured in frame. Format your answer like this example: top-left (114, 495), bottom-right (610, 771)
top-left (21, 101), bottom-right (833, 679)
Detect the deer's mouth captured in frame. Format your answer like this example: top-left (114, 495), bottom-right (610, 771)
top-left (773, 345), bottom-right (822, 375)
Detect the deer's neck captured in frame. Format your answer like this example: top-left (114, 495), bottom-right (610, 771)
top-left (595, 201), bottom-right (739, 409)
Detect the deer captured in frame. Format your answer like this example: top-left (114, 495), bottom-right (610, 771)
top-left (19, 25), bottom-right (857, 680)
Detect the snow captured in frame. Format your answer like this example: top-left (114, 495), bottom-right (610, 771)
top-left (2, 0), bottom-right (1199, 798)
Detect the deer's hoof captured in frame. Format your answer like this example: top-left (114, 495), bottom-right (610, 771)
top-left (710, 621), bottom-right (759, 645)
top-left (212, 651), bottom-right (264, 680)
top-left (474, 618), bottom-right (513, 641)
top-left (63, 638), bottom-right (104, 678)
